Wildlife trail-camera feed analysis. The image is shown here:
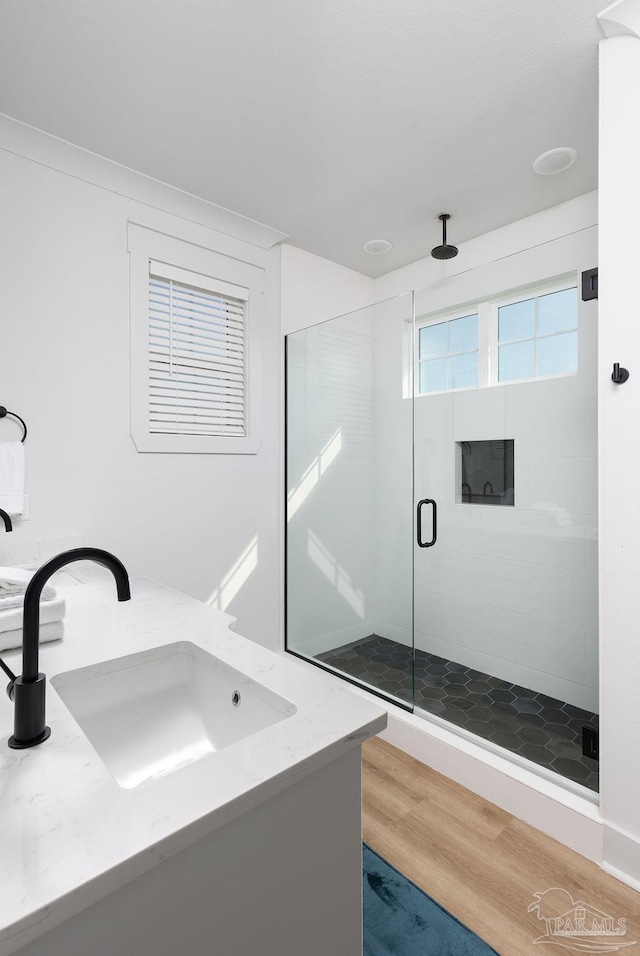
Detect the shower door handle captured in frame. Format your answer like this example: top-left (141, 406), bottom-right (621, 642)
top-left (417, 498), bottom-right (437, 548)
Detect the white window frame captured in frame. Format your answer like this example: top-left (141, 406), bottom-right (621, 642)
top-left (128, 222), bottom-right (263, 454)
top-left (414, 273), bottom-right (579, 397)
top-left (491, 277), bottom-right (579, 386)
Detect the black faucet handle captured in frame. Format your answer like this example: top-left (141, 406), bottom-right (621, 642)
top-left (0, 655), bottom-right (16, 684)
top-left (1, 655), bottom-right (17, 707)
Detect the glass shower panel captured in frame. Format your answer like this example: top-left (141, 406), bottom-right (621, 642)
top-left (412, 228), bottom-right (599, 793)
top-left (286, 294), bottom-right (415, 707)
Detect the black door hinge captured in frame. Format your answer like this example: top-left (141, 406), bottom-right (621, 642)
top-left (582, 268), bottom-right (598, 301)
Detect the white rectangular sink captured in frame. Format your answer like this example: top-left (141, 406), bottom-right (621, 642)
top-left (51, 641), bottom-right (297, 789)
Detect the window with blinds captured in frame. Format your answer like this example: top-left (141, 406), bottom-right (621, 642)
top-left (148, 261), bottom-right (249, 438)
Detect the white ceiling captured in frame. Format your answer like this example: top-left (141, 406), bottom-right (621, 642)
top-left (0, 0), bottom-right (603, 276)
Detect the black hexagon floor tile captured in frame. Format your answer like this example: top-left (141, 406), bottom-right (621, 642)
top-left (439, 707), bottom-right (471, 728)
top-left (489, 731), bottom-right (523, 750)
top-left (513, 698), bottom-right (543, 714)
top-left (519, 743), bottom-right (555, 764)
top-left (441, 684), bottom-right (470, 698)
top-left (419, 686), bottom-right (447, 700)
top-left (489, 688), bottom-right (516, 703)
top-left (315, 634), bottom-right (599, 792)
top-left (464, 692), bottom-right (491, 708)
top-left (445, 672), bottom-right (471, 685)
top-left (451, 698), bottom-right (475, 711)
top-left (544, 721), bottom-right (575, 740)
top-left (518, 727), bottom-right (551, 745)
top-left (465, 669), bottom-right (487, 681)
top-left (545, 738), bottom-right (583, 759)
top-left (512, 687), bottom-right (538, 700)
top-left (466, 680), bottom-right (492, 695)
top-left (416, 697), bottom-right (446, 715)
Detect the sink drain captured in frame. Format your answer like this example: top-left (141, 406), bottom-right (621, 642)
top-left (231, 691), bottom-right (241, 707)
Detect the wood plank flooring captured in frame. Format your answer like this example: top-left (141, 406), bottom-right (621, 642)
top-left (362, 737), bottom-right (640, 955)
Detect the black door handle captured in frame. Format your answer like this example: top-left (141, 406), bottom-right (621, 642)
top-left (417, 498), bottom-right (437, 548)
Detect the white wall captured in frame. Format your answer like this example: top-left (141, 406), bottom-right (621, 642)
top-left (281, 244), bottom-right (376, 336)
top-left (598, 20), bottom-right (640, 891)
top-left (372, 229), bottom-right (599, 712)
top-left (0, 117), bottom-right (283, 650)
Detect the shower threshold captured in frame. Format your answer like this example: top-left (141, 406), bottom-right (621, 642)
top-left (317, 634), bottom-right (599, 793)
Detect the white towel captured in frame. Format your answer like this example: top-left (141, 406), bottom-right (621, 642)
top-left (0, 620), bottom-right (64, 653)
top-left (0, 567), bottom-right (56, 604)
top-left (0, 443), bottom-right (24, 516)
top-left (0, 596), bottom-right (65, 634)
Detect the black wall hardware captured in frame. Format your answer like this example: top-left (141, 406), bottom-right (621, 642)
top-left (582, 725), bottom-right (599, 762)
top-left (0, 509), bottom-right (12, 533)
top-left (417, 498), bottom-right (437, 548)
top-left (611, 362), bottom-right (630, 384)
top-left (0, 407), bottom-right (27, 442)
top-left (431, 214), bottom-right (459, 260)
top-left (581, 267), bottom-right (598, 301)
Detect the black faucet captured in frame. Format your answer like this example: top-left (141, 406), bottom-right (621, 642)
top-left (2, 548), bottom-right (131, 749)
top-left (0, 508), bottom-right (12, 532)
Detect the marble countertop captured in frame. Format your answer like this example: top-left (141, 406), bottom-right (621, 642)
top-left (0, 578), bottom-right (386, 956)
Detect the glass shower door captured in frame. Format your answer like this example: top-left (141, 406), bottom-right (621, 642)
top-left (411, 230), bottom-right (599, 793)
top-left (285, 294), bottom-right (415, 707)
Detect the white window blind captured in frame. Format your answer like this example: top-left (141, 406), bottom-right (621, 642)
top-left (148, 261), bottom-right (249, 438)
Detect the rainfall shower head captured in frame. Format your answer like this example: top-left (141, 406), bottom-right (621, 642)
top-left (431, 214), bottom-right (458, 260)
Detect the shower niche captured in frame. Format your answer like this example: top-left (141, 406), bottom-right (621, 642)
top-left (285, 228), bottom-right (599, 795)
top-left (458, 439), bottom-right (514, 506)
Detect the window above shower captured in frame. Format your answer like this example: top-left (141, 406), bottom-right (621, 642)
top-left (416, 278), bottom-right (578, 396)
top-left (418, 313), bottom-right (479, 393)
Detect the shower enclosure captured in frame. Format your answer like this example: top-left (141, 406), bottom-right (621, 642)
top-left (285, 228), bottom-right (599, 794)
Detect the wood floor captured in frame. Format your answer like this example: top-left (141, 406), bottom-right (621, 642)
top-left (362, 737), bottom-right (640, 956)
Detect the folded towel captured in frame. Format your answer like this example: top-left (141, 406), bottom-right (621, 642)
top-left (0, 596), bottom-right (65, 635)
top-left (0, 591), bottom-right (58, 612)
top-left (0, 443), bottom-right (24, 516)
top-left (0, 620), bottom-right (64, 653)
top-left (0, 567), bottom-right (56, 603)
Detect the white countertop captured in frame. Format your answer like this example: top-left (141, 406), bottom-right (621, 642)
top-left (0, 578), bottom-right (386, 956)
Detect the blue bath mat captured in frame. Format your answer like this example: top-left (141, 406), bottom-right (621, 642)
top-left (363, 844), bottom-right (500, 955)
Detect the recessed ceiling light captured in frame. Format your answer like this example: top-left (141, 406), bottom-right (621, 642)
top-left (363, 238), bottom-right (393, 255)
top-left (532, 147), bottom-right (578, 176)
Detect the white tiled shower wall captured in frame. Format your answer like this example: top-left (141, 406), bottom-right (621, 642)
top-left (286, 307), bottom-right (378, 658)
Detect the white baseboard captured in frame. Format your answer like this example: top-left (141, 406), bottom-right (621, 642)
top-left (602, 822), bottom-right (640, 891)
top-left (378, 704), bottom-right (603, 863)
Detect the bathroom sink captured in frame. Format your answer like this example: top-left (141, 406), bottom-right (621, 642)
top-left (51, 641), bottom-right (297, 788)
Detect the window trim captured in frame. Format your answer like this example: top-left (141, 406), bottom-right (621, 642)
top-left (415, 274), bottom-right (579, 397)
top-left (128, 222), bottom-right (264, 454)
top-left (492, 278), bottom-right (579, 385)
